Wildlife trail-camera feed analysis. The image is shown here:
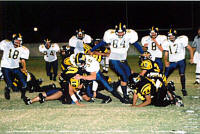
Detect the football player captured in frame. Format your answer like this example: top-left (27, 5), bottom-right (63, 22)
top-left (0, 33), bottom-right (29, 100)
top-left (163, 29), bottom-right (194, 96)
top-left (129, 73), bottom-right (184, 107)
top-left (90, 23), bottom-right (144, 103)
top-left (60, 45), bottom-right (74, 71)
top-left (84, 39), bottom-right (110, 73)
top-left (71, 53), bottom-right (125, 103)
top-left (192, 27), bottom-right (200, 84)
top-left (69, 28), bottom-right (92, 55)
top-left (141, 26), bottom-right (167, 73)
top-left (39, 39), bottom-right (60, 81)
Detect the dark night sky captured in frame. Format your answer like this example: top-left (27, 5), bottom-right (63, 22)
top-left (0, 1), bottom-right (200, 43)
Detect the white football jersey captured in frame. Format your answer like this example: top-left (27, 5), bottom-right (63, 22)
top-left (141, 35), bottom-right (167, 61)
top-left (39, 43), bottom-right (59, 62)
top-left (70, 54), bottom-right (100, 73)
top-left (0, 40), bottom-right (30, 69)
top-left (69, 34), bottom-right (92, 55)
top-left (163, 35), bottom-right (188, 62)
top-left (103, 29), bottom-right (138, 60)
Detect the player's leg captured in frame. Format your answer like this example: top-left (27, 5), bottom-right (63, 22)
top-left (178, 60), bottom-right (187, 96)
top-left (102, 56), bottom-right (109, 73)
top-left (96, 71), bottom-right (124, 103)
top-left (155, 58), bottom-right (163, 73)
top-left (45, 61), bottom-right (52, 80)
top-left (14, 68), bottom-right (27, 99)
top-left (194, 59), bottom-right (200, 84)
top-left (109, 60), bottom-right (131, 103)
top-left (164, 62), bottom-right (177, 78)
top-left (1, 68), bottom-right (13, 99)
top-left (52, 60), bottom-right (58, 81)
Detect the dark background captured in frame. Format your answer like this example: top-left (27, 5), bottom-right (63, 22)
top-left (0, 1), bottom-right (200, 43)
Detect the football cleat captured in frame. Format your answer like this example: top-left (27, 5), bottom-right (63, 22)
top-left (174, 96), bottom-right (184, 107)
top-left (23, 97), bottom-right (32, 105)
top-left (4, 90), bottom-right (10, 100)
top-left (181, 89), bottom-right (187, 96)
top-left (101, 97), bottom-right (112, 104)
top-left (39, 93), bottom-right (46, 103)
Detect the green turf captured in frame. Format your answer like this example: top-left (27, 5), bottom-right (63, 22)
top-left (0, 56), bottom-right (199, 134)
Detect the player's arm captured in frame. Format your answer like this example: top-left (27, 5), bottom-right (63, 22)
top-left (135, 95), bottom-right (151, 107)
top-left (131, 42), bottom-right (144, 54)
top-left (152, 38), bottom-right (163, 51)
top-left (20, 59), bottom-right (27, 73)
top-left (90, 41), bottom-right (107, 52)
top-left (92, 51), bottom-right (110, 57)
top-left (186, 44), bottom-right (194, 64)
top-left (75, 72), bottom-right (96, 81)
top-left (132, 92), bottom-right (138, 106)
top-left (164, 51), bottom-right (170, 67)
top-left (139, 70), bottom-right (147, 76)
top-left (69, 84), bottom-right (84, 106)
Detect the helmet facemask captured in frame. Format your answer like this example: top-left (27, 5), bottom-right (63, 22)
top-left (12, 33), bottom-right (23, 48)
top-left (150, 27), bottom-right (159, 39)
top-left (76, 29), bottom-right (85, 40)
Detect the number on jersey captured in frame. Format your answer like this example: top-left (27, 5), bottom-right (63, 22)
top-left (9, 49), bottom-right (19, 59)
top-left (113, 40), bottom-right (125, 48)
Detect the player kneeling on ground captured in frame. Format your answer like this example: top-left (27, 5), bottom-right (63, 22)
top-left (128, 73), bottom-right (184, 107)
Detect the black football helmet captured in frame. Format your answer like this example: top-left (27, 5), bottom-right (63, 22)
top-left (150, 26), bottom-right (159, 38)
top-left (128, 73), bottom-right (141, 89)
top-left (75, 53), bottom-right (86, 67)
top-left (115, 23), bottom-right (126, 38)
top-left (12, 33), bottom-right (23, 47)
top-left (76, 28), bottom-right (85, 40)
top-left (138, 51), bottom-right (152, 65)
top-left (168, 28), bottom-right (177, 41)
top-left (44, 38), bottom-right (51, 49)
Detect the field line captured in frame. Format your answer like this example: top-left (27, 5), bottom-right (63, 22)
top-left (5, 130), bottom-right (194, 134)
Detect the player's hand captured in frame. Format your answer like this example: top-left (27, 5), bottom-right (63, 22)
top-left (104, 53), bottom-right (110, 57)
top-left (165, 61), bottom-right (170, 67)
top-left (74, 74), bottom-right (82, 80)
top-left (21, 69), bottom-right (27, 73)
top-left (189, 58), bottom-right (194, 64)
top-left (76, 102), bottom-right (85, 107)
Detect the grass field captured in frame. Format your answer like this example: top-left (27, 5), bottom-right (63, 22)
top-left (0, 56), bottom-right (200, 134)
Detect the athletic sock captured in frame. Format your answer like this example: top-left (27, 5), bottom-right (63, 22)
top-left (180, 75), bottom-right (186, 90)
top-left (96, 92), bottom-right (109, 100)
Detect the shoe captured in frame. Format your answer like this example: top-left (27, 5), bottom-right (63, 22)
top-left (175, 96), bottom-right (184, 107)
top-left (101, 97), bottom-right (112, 104)
top-left (53, 77), bottom-right (56, 81)
top-left (89, 98), bottom-right (95, 103)
top-left (102, 70), bottom-right (108, 74)
top-left (49, 74), bottom-right (52, 80)
top-left (39, 93), bottom-right (46, 103)
top-left (181, 89), bottom-right (187, 96)
top-left (123, 96), bottom-right (131, 104)
top-left (23, 97), bottom-right (32, 105)
top-left (4, 90), bottom-right (10, 100)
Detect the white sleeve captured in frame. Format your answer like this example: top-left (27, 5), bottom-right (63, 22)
top-left (53, 43), bottom-right (60, 52)
top-left (129, 29), bottom-right (138, 44)
top-left (0, 40), bottom-right (9, 51)
top-left (69, 36), bottom-right (77, 47)
top-left (69, 54), bottom-right (76, 66)
top-left (162, 40), bottom-right (169, 51)
top-left (160, 35), bottom-right (167, 44)
top-left (103, 30), bottom-right (113, 43)
top-left (39, 44), bottom-right (45, 53)
top-left (141, 36), bottom-right (149, 46)
top-left (179, 35), bottom-right (188, 47)
top-left (83, 34), bottom-right (92, 44)
top-left (21, 46), bottom-right (30, 60)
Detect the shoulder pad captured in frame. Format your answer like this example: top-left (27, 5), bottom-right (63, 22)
top-left (140, 60), bottom-right (153, 70)
top-left (107, 29), bottom-right (115, 34)
top-left (22, 46), bottom-right (28, 49)
top-left (5, 39), bottom-right (11, 42)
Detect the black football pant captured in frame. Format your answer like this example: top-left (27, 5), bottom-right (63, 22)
top-left (45, 60), bottom-right (58, 79)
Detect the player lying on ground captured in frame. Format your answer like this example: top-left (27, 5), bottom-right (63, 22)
top-left (128, 73), bottom-right (184, 107)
